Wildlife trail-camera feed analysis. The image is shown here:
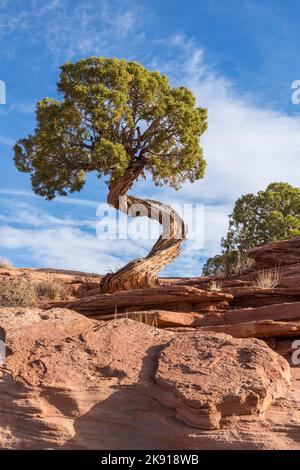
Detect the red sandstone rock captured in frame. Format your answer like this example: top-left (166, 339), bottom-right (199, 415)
top-left (49, 285), bottom-right (232, 316)
top-left (198, 320), bottom-right (300, 339)
top-left (277, 264), bottom-right (300, 288)
top-left (0, 267), bottom-right (101, 300)
top-left (155, 332), bottom-right (290, 430)
top-left (100, 310), bottom-right (202, 327)
top-left (247, 237), bottom-right (300, 269)
top-left (99, 305), bottom-right (300, 333)
top-left (0, 309), bottom-right (296, 449)
top-left (273, 339), bottom-right (300, 366)
top-left (224, 287), bottom-right (300, 308)
top-left (1, 237), bottom-right (300, 449)
top-left (194, 302), bottom-right (300, 327)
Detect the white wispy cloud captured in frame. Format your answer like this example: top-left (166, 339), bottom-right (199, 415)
top-left (0, 224), bottom-right (144, 272)
top-left (0, 0), bottom-right (141, 61)
top-left (0, 189), bottom-right (100, 207)
top-left (9, 102), bottom-right (36, 114)
top-left (0, 201), bottom-right (97, 229)
top-left (37, 0), bottom-right (63, 16)
top-left (0, 135), bottom-right (14, 146)
top-left (0, 199), bottom-right (155, 272)
top-left (144, 36), bottom-right (300, 266)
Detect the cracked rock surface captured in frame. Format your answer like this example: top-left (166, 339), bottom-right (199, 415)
top-left (0, 308), bottom-right (298, 450)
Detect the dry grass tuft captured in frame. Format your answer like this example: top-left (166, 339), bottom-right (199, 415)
top-left (0, 275), bottom-right (67, 307)
top-left (113, 311), bottom-right (158, 328)
top-left (35, 277), bottom-right (66, 300)
top-left (208, 280), bottom-right (222, 292)
top-left (0, 258), bottom-right (13, 269)
top-left (0, 275), bottom-right (36, 307)
top-left (232, 253), bottom-right (255, 276)
top-left (253, 267), bottom-right (282, 289)
top-left (134, 312), bottom-right (158, 328)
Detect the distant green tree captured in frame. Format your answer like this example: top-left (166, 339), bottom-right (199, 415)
top-left (13, 57), bottom-right (207, 292)
top-left (203, 182), bottom-right (300, 277)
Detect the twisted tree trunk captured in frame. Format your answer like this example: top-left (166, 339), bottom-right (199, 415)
top-left (100, 160), bottom-right (187, 293)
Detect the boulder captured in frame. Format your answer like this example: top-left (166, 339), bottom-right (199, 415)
top-left (155, 332), bottom-right (290, 430)
top-left (0, 307), bottom-right (87, 333)
top-left (0, 309), bottom-right (295, 449)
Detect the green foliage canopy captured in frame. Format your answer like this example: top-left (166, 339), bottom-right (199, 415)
top-left (203, 182), bottom-right (300, 277)
top-left (14, 57), bottom-right (207, 199)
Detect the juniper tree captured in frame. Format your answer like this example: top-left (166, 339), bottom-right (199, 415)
top-left (203, 182), bottom-right (300, 277)
top-left (14, 57), bottom-right (207, 292)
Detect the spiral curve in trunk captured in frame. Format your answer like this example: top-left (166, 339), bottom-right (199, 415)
top-left (100, 160), bottom-right (187, 293)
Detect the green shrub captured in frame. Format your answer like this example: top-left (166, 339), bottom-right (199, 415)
top-left (202, 182), bottom-right (300, 278)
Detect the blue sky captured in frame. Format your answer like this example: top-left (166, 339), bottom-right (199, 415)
top-left (1, 0), bottom-right (300, 276)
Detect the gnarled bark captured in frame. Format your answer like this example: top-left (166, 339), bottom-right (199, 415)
top-left (100, 160), bottom-right (187, 293)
